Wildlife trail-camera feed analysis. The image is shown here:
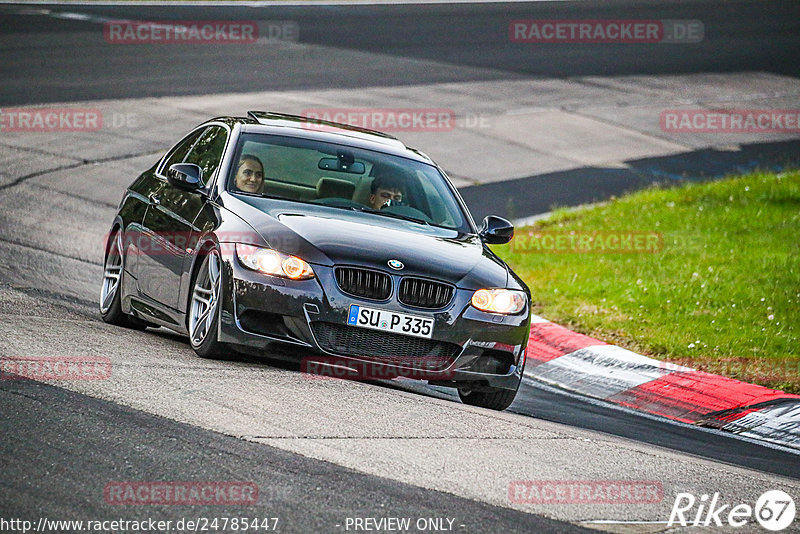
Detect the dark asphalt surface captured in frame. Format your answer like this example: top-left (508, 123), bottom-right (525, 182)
top-left (1, 0), bottom-right (799, 105)
top-left (462, 139), bottom-right (800, 222)
top-left (2, 0), bottom-right (799, 218)
top-left (510, 382), bottom-right (800, 480)
top-left (1, 1), bottom-right (799, 530)
top-left (386, 374), bottom-right (800, 481)
top-left (0, 375), bottom-right (588, 533)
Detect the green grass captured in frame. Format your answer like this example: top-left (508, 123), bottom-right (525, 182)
top-left (493, 170), bottom-right (800, 393)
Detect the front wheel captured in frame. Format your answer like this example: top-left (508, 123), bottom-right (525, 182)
top-left (457, 383), bottom-right (519, 411)
top-left (457, 368), bottom-right (523, 411)
top-left (99, 230), bottom-right (148, 330)
top-left (188, 247), bottom-right (231, 359)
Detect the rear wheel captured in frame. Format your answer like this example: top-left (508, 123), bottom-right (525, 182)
top-left (188, 247), bottom-right (231, 359)
top-left (99, 230), bottom-right (148, 330)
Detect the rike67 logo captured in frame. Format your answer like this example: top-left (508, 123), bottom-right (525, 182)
top-left (669, 490), bottom-right (795, 531)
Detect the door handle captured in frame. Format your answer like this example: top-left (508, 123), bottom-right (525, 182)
top-left (149, 194), bottom-right (161, 205)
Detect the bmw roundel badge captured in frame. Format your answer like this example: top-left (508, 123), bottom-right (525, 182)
top-left (388, 259), bottom-right (404, 270)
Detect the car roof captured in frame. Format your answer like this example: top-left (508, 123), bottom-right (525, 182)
top-left (205, 112), bottom-right (433, 164)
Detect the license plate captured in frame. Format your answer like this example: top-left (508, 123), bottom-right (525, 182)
top-left (347, 305), bottom-right (433, 339)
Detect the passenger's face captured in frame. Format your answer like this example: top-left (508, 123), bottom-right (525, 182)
top-left (369, 188), bottom-right (403, 210)
top-left (235, 160), bottom-right (264, 193)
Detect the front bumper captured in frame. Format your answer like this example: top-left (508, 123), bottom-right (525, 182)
top-left (216, 251), bottom-right (531, 391)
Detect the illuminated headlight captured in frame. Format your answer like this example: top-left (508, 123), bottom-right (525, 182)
top-left (471, 289), bottom-right (526, 314)
top-left (235, 244), bottom-right (315, 280)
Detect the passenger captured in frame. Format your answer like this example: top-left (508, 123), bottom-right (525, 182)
top-left (234, 154), bottom-right (264, 194)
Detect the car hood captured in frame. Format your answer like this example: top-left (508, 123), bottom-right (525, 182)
top-left (233, 199), bottom-right (509, 289)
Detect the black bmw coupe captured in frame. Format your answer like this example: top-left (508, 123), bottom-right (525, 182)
top-left (100, 112), bottom-right (531, 410)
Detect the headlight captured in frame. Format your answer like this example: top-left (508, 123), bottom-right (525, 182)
top-left (471, 289), bottom-right (526, 314)
top-left (235, 244), bottom-right (315, 280)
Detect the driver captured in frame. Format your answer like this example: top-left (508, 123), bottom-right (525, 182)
top-left (234, 154), bottom-right (265, 194)
top-left (368, 173), bottom-right (405, 210)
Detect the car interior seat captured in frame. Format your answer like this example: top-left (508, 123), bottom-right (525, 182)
top-left (316, 177), bottom-right (356, 200)
top-left (351, 176), bottom-right (374, 206)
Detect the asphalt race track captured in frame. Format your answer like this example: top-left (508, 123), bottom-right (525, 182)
top-left (1, 1), bottom-right (799, 532)
top-left (2, 0), bottom-right (799, 105)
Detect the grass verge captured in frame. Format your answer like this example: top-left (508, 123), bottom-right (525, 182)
top-left (493, 170), bottom-right (800, 393)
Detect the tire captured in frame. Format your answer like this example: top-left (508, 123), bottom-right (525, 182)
top-left (457, 359), bottom-right (524, 411)
top-left (187, 247), bottom-right (232, 359)
top-left (457, 383), bottom-right (520, 411)
top-left (100, 229), bottom-right (149, 330)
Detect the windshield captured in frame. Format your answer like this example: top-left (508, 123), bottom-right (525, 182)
top-left (227, 133), bottom-right (471, 232)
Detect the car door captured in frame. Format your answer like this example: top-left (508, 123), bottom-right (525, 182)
top-left (139, 125), bottom-right (228, 309)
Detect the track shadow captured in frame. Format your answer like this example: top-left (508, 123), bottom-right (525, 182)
top-left (460, 139), bottom-right (800, 222)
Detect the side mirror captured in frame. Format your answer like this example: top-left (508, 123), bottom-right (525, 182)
top-left (479, 215), bottom-right (514, 244)
top-left (167, 163), bottom-right (203, 191)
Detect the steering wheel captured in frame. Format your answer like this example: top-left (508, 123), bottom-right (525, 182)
top-left (383, 205), bottom-right (434, 223)
top-left (312, 197), bottom-right (364, 209)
